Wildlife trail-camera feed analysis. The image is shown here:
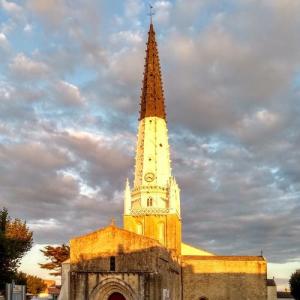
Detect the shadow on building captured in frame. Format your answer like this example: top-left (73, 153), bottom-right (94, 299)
top-left (59, 224), bottom-right (267, 300)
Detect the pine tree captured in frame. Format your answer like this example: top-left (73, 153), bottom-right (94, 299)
top-left (40, 244), bottom-right (70, 276)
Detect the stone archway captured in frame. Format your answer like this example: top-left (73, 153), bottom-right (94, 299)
top-left (89, 277), bottom-right (138, 300)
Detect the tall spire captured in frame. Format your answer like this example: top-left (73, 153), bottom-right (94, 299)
top-left (124, 21), bottom-right (182, 255)
top-left (139, 23), bottom-right (166, 120)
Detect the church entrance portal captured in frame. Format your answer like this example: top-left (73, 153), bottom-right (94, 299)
top-left (108, 292), bottom-right (126, 300)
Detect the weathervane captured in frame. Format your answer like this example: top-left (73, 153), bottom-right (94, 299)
top-left (148, 3), bottom-right (155, 24)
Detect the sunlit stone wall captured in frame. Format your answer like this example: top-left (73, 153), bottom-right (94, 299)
top-left (182, 255), bottom-right (267, 300)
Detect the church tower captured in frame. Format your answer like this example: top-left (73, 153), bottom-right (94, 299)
top-left (124, 23), bottom-right (181, 255)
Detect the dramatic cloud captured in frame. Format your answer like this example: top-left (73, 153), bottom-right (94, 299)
top-left (0, 0), bottom-right (299, 285)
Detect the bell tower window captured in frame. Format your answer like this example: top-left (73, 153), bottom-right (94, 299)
top-left (147, 197), bottom-right (153, 207)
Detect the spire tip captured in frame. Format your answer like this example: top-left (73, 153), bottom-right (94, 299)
top-left (148, 3), bottom-right (155, 25)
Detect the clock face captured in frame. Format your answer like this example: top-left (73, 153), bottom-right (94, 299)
top-left (144, 172), bottom-right (155, 182)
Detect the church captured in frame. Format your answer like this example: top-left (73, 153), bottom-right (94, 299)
top-left (59, 22), bottom-right (268, 300)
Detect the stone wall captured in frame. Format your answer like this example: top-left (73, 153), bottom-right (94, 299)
top-left (267, 286), bottom-right (277, 300)
top-left (124, 213), bottom-right (182, 255)
top-left (70, 265), bottom-right (181, 300)
top-left (70, 272), bottom-right (145, 300)
top-left (70, 243), bottom-right (181, 299)
top-left (182, 255), bottom-right (267, 300)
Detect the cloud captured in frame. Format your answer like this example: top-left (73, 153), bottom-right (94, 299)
top-left (23, 23), bottom-right (33, 32)
top-left (54, 81), bottom-right (85, 106)
top-left (0, 0), bottom-right (299, 274)
top-left (125, 0), bottom-right (144, 19)
top-left (153, 1), bottom-right (172, 25)
top-left (232, 109), bottom-right (282, 144)
top-left (9, 53), bottom-right (51, 80)
top-left (56, 129), bottom-right (133, 192)
top-left (27, 0), bottom-right (67, 26)
top-left (0, 32), bottom-right (9, 50)
top-left (1, 0), bottom-right (22, 14)
top-left (110, 30), bottom-right (143, 45)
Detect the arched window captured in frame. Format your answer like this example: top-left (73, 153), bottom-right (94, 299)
top-left (199, 297), bottom-right (208, 300)
top-left (158, 222), bottom-right (165, 245)
top-left (147, 197), bottom-right (153, 207)
top-left (136, 222), bottom-right (143, 235)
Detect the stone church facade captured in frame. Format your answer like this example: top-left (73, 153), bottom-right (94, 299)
top-left (60, 23), bottom-right (268, 300)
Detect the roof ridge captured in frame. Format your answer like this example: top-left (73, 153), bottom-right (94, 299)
top-left (71, 223), bottom-right (164, 245)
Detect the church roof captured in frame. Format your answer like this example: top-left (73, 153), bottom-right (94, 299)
top-left (139, 23), bottom-right (166, 120)
top-left (182, 255), bottom-right (266, 261)
top-left (181, 242), bottom-right (215, 256)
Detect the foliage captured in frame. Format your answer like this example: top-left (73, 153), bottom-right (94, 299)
top-left (15, 272), bottom-right (47, 295)
top-left (40, 244), bottom-right (70, 276)
top-left (26, 274), bottom-right (47, 295)
top-left (290, 271), bottom-right (300, 300)
top-left (14, 271), bottom-right (27, 285)
top-left (0, 207), bottom-right (33, 292)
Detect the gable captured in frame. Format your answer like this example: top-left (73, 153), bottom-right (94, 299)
top-left (70, 225), bottom-right (162, 263)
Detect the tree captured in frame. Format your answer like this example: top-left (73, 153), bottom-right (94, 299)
top-left (290, 270), bottom-right (300, 300)
top-left (0, 208), bottom-right (33, 292)
top-left (25, 274), bottom-right (47, 295)
top-left (40, 244), bottom-right (70, 276)
top-left (15, 272), bottom-right (46, 295)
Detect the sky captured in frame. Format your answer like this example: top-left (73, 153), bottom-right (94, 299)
top-left (0, 0), bottom-right (300, 290)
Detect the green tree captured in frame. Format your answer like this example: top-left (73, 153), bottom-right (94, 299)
top-left (290, 271), bottom-right (300, 300)
top-left (0, 208), bottom-right (33, 292)
top-left (40, 244), bottom-right (70, 276)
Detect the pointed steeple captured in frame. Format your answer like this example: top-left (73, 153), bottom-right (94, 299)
top-left (124, 22), bottom-right (182, 255)
top-left (139, 23), bottom-right (166, 120)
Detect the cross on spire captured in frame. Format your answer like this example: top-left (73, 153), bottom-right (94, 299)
top-left (148, 3), bottom-right (155, 24)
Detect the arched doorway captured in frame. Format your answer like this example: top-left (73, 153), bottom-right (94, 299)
top-left (108, 292), bottom-right (126, 300)
top-left (89, 277), bottom-right (137, 300)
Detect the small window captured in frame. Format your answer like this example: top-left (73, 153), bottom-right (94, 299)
top-left (110, 256), bottom-right (115, 271)
top-left (147, 197), bottom-right (153, 206)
